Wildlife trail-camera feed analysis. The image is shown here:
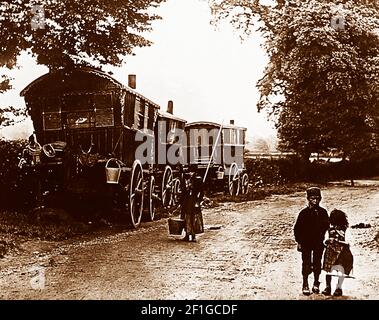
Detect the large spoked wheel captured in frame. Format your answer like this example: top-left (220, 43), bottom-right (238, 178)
top-left (144, 175), bottom-right (156, 222)
top-left (228, 163), bottom-right (240, 196)
top-left (241, 173), bottom-right (249, 195)
top-left (129, 160), bottom-right (144, 228)
top-left (161, 165), bottom-right (173, 207)
top-left (172, 178), bottom-right (182, 206)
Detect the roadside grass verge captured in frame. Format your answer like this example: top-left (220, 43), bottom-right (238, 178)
top-left (1, 180), bottom-right (377, 257)
top-left (209, 182), bottom-right (324, 205)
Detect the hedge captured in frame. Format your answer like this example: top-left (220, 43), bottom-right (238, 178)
top-left (0, 139), bottom-right (29, 209)
top-left (1, 138), bottom-right (378, 210)
top-left (245, 155), bottom-right (379, 186)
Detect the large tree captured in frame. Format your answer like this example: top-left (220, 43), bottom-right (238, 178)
top-left (0, 0), bottom-right (166, 69)
top-left (212, 0), bottom-right (379, 161)
top-left (0, 74), bottom-right (13, 128)
top-left (0, 0), bottom-right (166, 128)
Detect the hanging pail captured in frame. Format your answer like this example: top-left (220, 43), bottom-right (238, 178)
top-left (216, 170), bottom-right (224, 179)
top-left (168, 217), bottom-right (185, 235)
top-left (105, 158), bottom-right (121, 184)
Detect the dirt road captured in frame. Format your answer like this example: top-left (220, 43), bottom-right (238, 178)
top-left (0, 181), bottom-right (378, 300)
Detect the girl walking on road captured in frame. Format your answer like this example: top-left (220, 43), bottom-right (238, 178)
top-left (180, 173), bottom-right (204, 242)
top-left (322, 209), bottom-right (354, 296)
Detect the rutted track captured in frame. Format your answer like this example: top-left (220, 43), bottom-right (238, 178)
top-left (0, 182), bottom-right (378, 300)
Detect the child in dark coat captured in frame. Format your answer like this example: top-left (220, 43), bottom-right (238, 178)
top-left (294, 187), bottom-right (330, 295)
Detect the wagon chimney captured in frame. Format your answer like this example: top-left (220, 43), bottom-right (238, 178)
top-left (128, 74), bottom-right (136, 89)
top-left (167, 100), bottom-right (174, 114)
top-left (230, 119), bottom-right (235, 125)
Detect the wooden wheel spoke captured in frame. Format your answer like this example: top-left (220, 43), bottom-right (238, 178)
top-left (136, 176), bottom-right (142, 188)
top-left (128, 161), bottom-right (144, 228)
top-left (228, 163), bottom-right (240, 196)
top-left (171, 178), bottom-right (181, 206)
top-left (241, 173), bottom-right (249, 194)
top-left (134, 188), bottom-right (143, 195)
top-left (161, 166), bottom-right (173, 208)
top-left (143, 175), bottom-right (156, 222)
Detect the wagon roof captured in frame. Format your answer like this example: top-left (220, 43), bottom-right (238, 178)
top-left (20, 67), bottom-right (160, 109)
top-left (20, 67), bottom-right (123, 96)
top-left (158, 111), bottom-right (187, 124)
top-left (185, 121), bottom-right (246, 131)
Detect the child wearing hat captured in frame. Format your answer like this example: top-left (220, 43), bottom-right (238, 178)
top-left (294, 187), bottom-right (330, 295)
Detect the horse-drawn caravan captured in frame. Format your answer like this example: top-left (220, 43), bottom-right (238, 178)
top-left (18, 66), bottom-right (250, 228)
top-left (154, 102), bottom-right (187, 208)
top-left (184, 120), bottom-right (249, 196)
top-left (20, 67), bottom-right (161, 227)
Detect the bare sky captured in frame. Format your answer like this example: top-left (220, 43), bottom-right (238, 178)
top-left (1, 0), bottom-right (277, 140)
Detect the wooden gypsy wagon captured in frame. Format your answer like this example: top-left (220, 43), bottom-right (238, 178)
top-left (154, 101), bottom-right (187, 208)
top-left (20, 67), bottom-right (161, 228)
top-left (184, 120), bottom-right (249, 196)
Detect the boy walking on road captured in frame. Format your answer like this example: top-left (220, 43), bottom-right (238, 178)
top-left (294, 187), bottom-right (330, 295)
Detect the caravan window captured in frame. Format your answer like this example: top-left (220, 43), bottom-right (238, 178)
top-left (134, 97), bottom-right (144, 130)
top-left (237, 129), bottom-right (245, 145)
top-left (223, 128), bottom-right (236, 144)
top-left (143, 103), bottom-right (149, 130)
top-left (67, 111), bottom-right (95, 128)
top-left (94, 94), bottom-right (114, 127)
top-left (43, 112), bottom-right (62, 130)
top-left (42, 96), bottom-right (62, 130)
top-left (63, 94), bottom-right (114, 128)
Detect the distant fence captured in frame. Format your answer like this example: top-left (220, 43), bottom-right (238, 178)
top-left (244, 154), bottom-right (379, 186)
top-left (245, 152), bottom-right (296, 160)
top-left (245, 151), bottom-right (344, 163)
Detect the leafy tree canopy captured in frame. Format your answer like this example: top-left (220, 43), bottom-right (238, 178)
top-left (0, 0), bottom-right (166, 127)
top-left (0, 0), bottom-right (166, 69)
top-left (212, 0), bottom-right (379, 161)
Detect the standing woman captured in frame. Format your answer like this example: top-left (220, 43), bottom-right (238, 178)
top-left (180, 173), bottom-right (204, 242)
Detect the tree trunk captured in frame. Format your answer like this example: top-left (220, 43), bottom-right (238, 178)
top-left (300, 152), bottom-right (312, 182)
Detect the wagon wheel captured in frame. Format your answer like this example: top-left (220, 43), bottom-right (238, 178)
top-left (144, 175), bottom-right (156, 222)
top-left (228, 163), bottom-right (240, 196)
top-left (129, 160), bottom-right (144, 228)
top-left (171, 178), bottom-right (182, 206)
top-left (241, 173), bottom-right (249, 195)
top-left (162, 165), bottom-right (173, 207)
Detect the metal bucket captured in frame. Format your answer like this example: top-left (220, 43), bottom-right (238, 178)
top-left (105, 158), bottom-right (121, 184)
top-left (168, 217), bottom-right (185, 235)
top-left (216, 170), bottom-right (224, 179)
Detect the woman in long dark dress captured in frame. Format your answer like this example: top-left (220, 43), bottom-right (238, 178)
top-left (180, 173), bottom-right (204, 242)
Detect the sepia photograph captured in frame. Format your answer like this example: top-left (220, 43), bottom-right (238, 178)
top-left (0, 0), bottom-right (378, 306)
